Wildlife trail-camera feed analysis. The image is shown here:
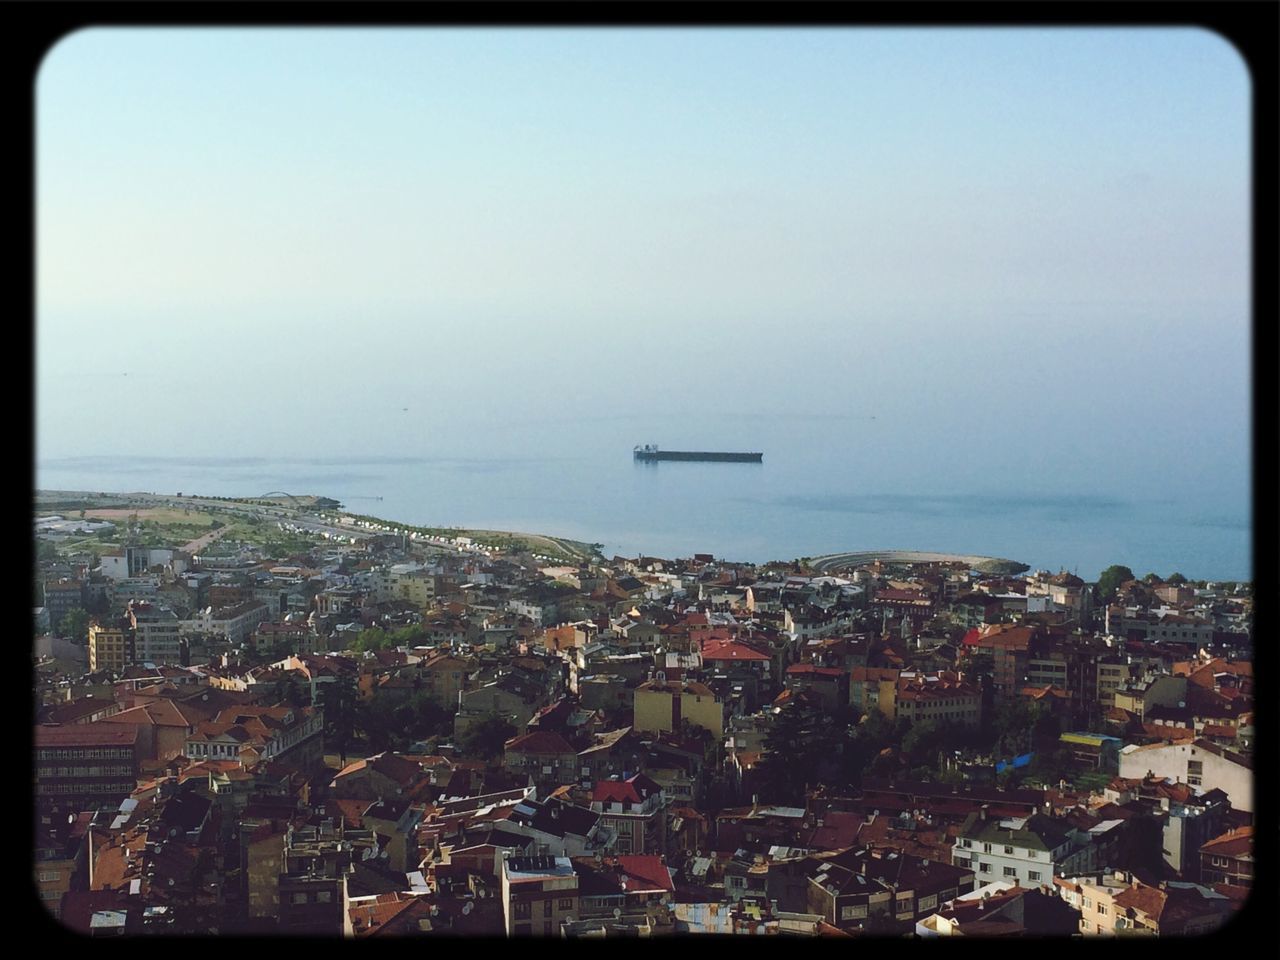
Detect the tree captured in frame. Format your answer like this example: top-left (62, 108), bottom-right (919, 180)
top-left (59, 608), bottom-right (90, 643)
top-left (351, 627), bottom-right (389, 654)
top-left (1166, 572), bottom-right (1187, 585)
top-left (755, 700), bottom-right (843, 803)
top-left (990, 700), bottom-right (1039, 757)
top-left (36, 538), bottom-right (59, 563)
top-left (1094, 565), bottom-right (1135, 602)
top-left (458, 714), bottom-right (517, 761)
top-left (317, 682), bottom-right (358, 764)
top-left (900, 719), bottom-right (947, 769)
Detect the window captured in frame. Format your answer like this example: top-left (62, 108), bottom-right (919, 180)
top-left (1097, 904), bottom-right (1107, 917)
top-left (1004, 845), bottom-right (1013, 855)
top-left (1003, 867), bottom-right (1018, 877)
top-left (1029, 871), bottom-right (1041, 882)
top-left (979, 863), bottom-right (990, 874)
top-left (841, 904), bottom-right (868, 920)
top-left (559, 898), bottom-right (574, 910)
top-left (316, 891), bottom-right (332, 903)
top-left (983, 843), bottom-right (992, 853)
top-left (514, 902), bottom-right (531, 920)
top-left (543, 900), bottom-right (553, 917)
top-left (291, 893), bottom-right (308, 904)
top-left (1083, 897), bottom-right (1092, 909)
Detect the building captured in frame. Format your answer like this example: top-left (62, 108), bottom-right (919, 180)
top-left (589, 774), bottom-right (667, 855)
top-left (501, 855), bottom-right (579, 937)
top-left (128, 601), bottom-right (184, 665)
top-left (44, 578), bottom-right (87, 632)
top-left (503, 731), bottom-right (580, 794)
top-left (34, 723), bottom-right (141, 821)
top-left (806, 848), bottom-right (974, 931)
top-left (417, 653), bottom-right (473, 708)
top-left (965, 624), bottom-right (1045, 701)
top-left (185, 704), bottom-right (324, 771)
top-left (849, 666), bottom-right (900, 718)
top-left (894, 672), bottom-right (981, 727)
top-left (1118, 739), bottom-right (1252, 813)
top-left (88, 620), bottom-right (134, 674)
top-left (186, 601), bottom-right (272, 647)
top-left (633, 679), bottom-right (725, 740)
top-left (1199, 826), bottom-right (1253, 888)
top-left (783, 664), bottom-right (849, 714)
top-left (952, 810), bottom-right (1071, 887)
top-left (1056, 871), bottom-right (1232, 936)
top-left (1059, 732), bottom-right (1123, 773)
top-left (571, 854), bottom-right (675, 920)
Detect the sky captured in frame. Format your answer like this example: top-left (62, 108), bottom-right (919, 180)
top-left (36, 27), bottom-right (1251, 512)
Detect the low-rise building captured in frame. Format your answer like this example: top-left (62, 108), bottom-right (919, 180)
top-left (951, 810), bottom-right (1071, 887)
top-left (1118, 739), bottom-right (1252, 813)
top-left (1056, 871), bottom-right (1233, 936)
top-left (633, 680), bottom-right (725, 740)
top-left (501, 855), bottom-right (579, 937)
top-left (1199, 826), bottom-right (1253, 888)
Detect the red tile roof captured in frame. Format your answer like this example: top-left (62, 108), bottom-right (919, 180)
top-left (1200, 826), bottom-right (1252, 858)
top-left (702, 639), bottom-right (771, 662)
top-left (786, 664), bottom-right (845, 678)
top-left (504, 731), bottom-right (577, 755)
top-left (35, 723), bottom-right (140, 747)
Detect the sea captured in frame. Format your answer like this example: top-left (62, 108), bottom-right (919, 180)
top-left (36, 441), bottom-right (1252, 583)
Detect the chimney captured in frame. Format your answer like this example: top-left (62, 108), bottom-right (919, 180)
top-left (979, 804), bottom-right (988, 821)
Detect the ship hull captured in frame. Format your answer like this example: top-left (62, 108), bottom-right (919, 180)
top-left (634, 450), bottom-right (762, 463)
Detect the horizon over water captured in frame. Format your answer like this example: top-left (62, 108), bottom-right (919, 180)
top-left (36, 422), bottom-right (1251, 583)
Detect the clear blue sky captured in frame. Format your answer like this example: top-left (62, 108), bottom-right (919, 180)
top-left (36, 27), bottom-right (1250, 510)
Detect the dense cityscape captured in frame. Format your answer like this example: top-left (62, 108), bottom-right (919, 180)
top-left (33, 490), bottom-right (1253, 937)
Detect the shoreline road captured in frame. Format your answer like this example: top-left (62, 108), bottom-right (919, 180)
top-left (809, 549), bottom-right (1029, 575)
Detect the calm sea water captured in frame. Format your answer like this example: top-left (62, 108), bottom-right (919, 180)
top-left (37, 443), bottom-right (1251, 582)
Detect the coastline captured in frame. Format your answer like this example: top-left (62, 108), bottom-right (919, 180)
top-left (38, 488), bottom-right (1029, 574)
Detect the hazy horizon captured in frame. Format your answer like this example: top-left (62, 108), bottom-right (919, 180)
top-left (36, 27), bottom-right (1251, 576)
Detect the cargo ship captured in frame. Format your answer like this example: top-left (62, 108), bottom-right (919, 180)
top-left (633, 444), bottom-right (763, 463)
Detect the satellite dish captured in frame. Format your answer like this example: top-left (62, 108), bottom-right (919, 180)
top-left (462, 902), bottom-right (473, 916)
top-left (613, 908), bottom-right (621, 919)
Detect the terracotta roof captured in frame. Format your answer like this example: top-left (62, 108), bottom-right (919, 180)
top-left (701, 640), bottom-right (771, 662)
top-left (348, 891), bottom-right (427, 936)
top-left (1200, 826), bottom-right (1253, 858)
top-left (786, 663), bottom-right (845, 678)
top-left (504, 731), bottom-right (577, 755)
top-left (616, 855), bottom-right (675, 892)
top-left (35, 723), bottom-right (139, 747)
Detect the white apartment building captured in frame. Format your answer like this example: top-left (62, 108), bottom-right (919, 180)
top-left (1118, 739), bottom-right (1252, 814)
top-left (951, 810), bottom-right (1072, 887)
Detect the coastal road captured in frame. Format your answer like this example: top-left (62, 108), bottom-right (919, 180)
top-left (808, 549), bottom-right (1029, 575)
